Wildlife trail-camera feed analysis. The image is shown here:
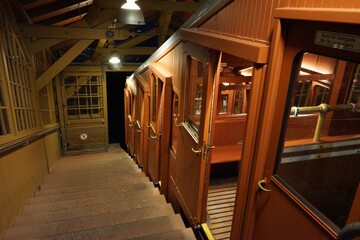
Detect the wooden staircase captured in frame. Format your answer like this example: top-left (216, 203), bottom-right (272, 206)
top-left (3, 148), bottom-right (195, 240)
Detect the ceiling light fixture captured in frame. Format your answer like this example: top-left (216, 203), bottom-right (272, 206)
top-left (118, 0), bottom-right (145, 25)
top-left (121, 0), bottom-right (140, 10)
top-left (109, 51), bottom-right (121, 64)
top-left (108, 51), bottom-right (122, 70)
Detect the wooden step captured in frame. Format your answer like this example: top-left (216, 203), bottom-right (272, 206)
top-left (35, 176), bottom-right (149, 196)
top-left (36, 214), bottom-right (186, 240)
top-left (22, 188), bottom-right (160, 214)
top-left (44, 165), bottom-right (141, 176)
top-left (40, 171), bottom-right (146, 189)
top-left (4, 204), bottom-right (175, 239)
top-left (50, 159), bottom-right (137, 170)
top-left (54, 157), bottom-right (132, 166)
top-left (130, 228), bottom-right (196, 240)
top-left (30, 182), bottom-right (155, 204)
top-left (43, 167), bottom-right (142, 184)
top-left (14, 195), bottom-right (167, 226)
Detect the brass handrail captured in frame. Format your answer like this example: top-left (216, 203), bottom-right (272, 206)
top-left (290, 103), bottom-right (359, 142)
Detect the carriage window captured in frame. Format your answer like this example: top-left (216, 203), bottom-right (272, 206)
top-left (220, 93), bottom-right (229, 114)
top-left (184, 56), bottom-right (206, 137)
top-left (171, 93), bottom-right (180, 153)
top-left (347, 64), bottom-right (360, 103)
top-left (151, 74), bottom-right (157, 124)
top-left (276, 52), bottom-right (360, 229)
top-left (150, 73), bottom-right (163, 128)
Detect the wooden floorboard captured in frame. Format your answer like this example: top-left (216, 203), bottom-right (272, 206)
top-left (207, 182), bottom-right (237, 240)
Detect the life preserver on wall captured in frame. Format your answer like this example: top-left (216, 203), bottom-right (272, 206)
top-left (80, 133), bottom-right (88, 141)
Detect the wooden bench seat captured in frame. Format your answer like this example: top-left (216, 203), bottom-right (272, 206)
top-left (211, 144), bottom-right (242, 164)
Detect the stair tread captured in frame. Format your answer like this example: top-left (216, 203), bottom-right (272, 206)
top-left (49, 162), bottom-right (139, 172)
top-left (30, 182), bottom-right (155, 204)
top-left (22, 188), bottom-right (160, 213)
top-left (43, 168), bottom-right (142, 183)
top-left (130, 228), bottom-right (196, 240)
top-left (36, 214), bottom-right (186, 240)
top-left (5, 204), bottom-right (175, 239)
top-left (36, 176), bottom-right (149, 196)
top-left (14, 195), bottom-right (166, 226)
top-left (4, 148), bottom-right (189, 240)
top-left (40, 171), bottom-right (146, 189)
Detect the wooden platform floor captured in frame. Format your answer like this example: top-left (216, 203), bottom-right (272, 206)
top-left (3, 147), bottom-right (195, 240)
top-left (207, 182), bottom-right (237, 240)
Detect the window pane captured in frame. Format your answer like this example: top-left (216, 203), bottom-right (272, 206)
top-left (64, 75), bottom-right (103, 120)
top-left (171, 93), bottom-right (179, 153)
top-left (151, 74), bottom-right (157, 124)
top-left (220, 93), bottom-right (229, 113)
top-left (184, 56), bottom-right (205, 136)
top-left (276, 52), bottom-right (360, 229)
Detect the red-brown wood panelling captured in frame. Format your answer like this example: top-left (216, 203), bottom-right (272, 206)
top-left (157, 43), bottom-right (183, 95)
top-left (201, 0), bottom-right (360, 43)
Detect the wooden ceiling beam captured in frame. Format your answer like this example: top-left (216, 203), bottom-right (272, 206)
top-left (36, 40), bottom-right (94, 91)
top-left (97, 47), bottom-right (156, 55)
top-left (20, 25), bottom-right (134, 40)
top-left (23, 0), bottom-right (57, 11)
top-left (158, 0), bottom-right (175, 46)
top-left (118, 27), bottom-right (160, 48)
top-left (10, 0), bottom-right (33, 24)
top-left (25, 9), bottom-right (118, 54)
top-left (100, 0), bottom-right (200, 12)
top-left (31, 0), bottom-right (93, 23)
top-left (87, 47), bottom-right (156, 64)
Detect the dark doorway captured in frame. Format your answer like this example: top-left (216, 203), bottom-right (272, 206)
top-left (106, 71), bottom-right (132, 149)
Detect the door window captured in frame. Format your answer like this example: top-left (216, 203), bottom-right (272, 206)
top-left (150, 73), bottom-right (163, 130)
top-left (184, 55), bottom-right (206, 138)
top-left (275, 52), bottom-right (360, 229)
top-left (171, 93), bottom-right (180, 154)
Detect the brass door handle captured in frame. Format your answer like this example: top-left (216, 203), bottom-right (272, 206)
top-left (258, 179), bottom-right (271, 192)
top-left (191, 147), bottom-right (202, 154)
top-left (174, 118), bottom-right (183, 127)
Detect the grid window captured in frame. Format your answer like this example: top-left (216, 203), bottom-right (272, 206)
top-left (0, 78), bottom-right (10, 136)
top-left (0, 10), bottom-right (36, 133)
top-left (39, 85), bottom-right (52, 126)
top-left (64, 75), bottom-right (104, 120)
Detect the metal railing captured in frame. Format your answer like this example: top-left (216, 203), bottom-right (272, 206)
top-left (290, 103), bottom-right (360, 142)
top-left (0, 126), bottom-right (59, 156)
top-left (337, 222), bottom-right (360, 240)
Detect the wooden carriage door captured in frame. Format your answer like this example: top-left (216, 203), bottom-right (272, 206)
top-left (237, 19), bottom-right (360, 240)
top-left (134, 75), bottom-right (149, 170)
top-left (148, 73), bottom-right (164, 182)
top-left (134, 84), bottom-right (142, 165)
top-left (175, 42), bottom-right (216, 226)
top-left (124, 84), bottom-right (135, 156)
top-left (124, 88), bottom-right (130, 149)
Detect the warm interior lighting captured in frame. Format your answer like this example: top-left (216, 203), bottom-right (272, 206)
top-left (121, 0), bottom-right (140, 10)
top-left (109, 51), bottom-right (121, 64)
top-left (118, 0), bottom-right (145, 25)
top-left (108, 51), bottom-right (122, 70)
top-left (238, 66), bottom-right (253, 77)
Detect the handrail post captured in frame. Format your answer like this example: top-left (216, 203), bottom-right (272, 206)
top-left (313, 103), bottom-right (328, 143)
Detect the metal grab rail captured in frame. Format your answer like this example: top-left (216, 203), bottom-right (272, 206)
top-left (336, 222), bottom-right (360, 240)
top-left (290, 103), bottom-right (360, 142)
top-left (0, 126), bottom-right (60, 156)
